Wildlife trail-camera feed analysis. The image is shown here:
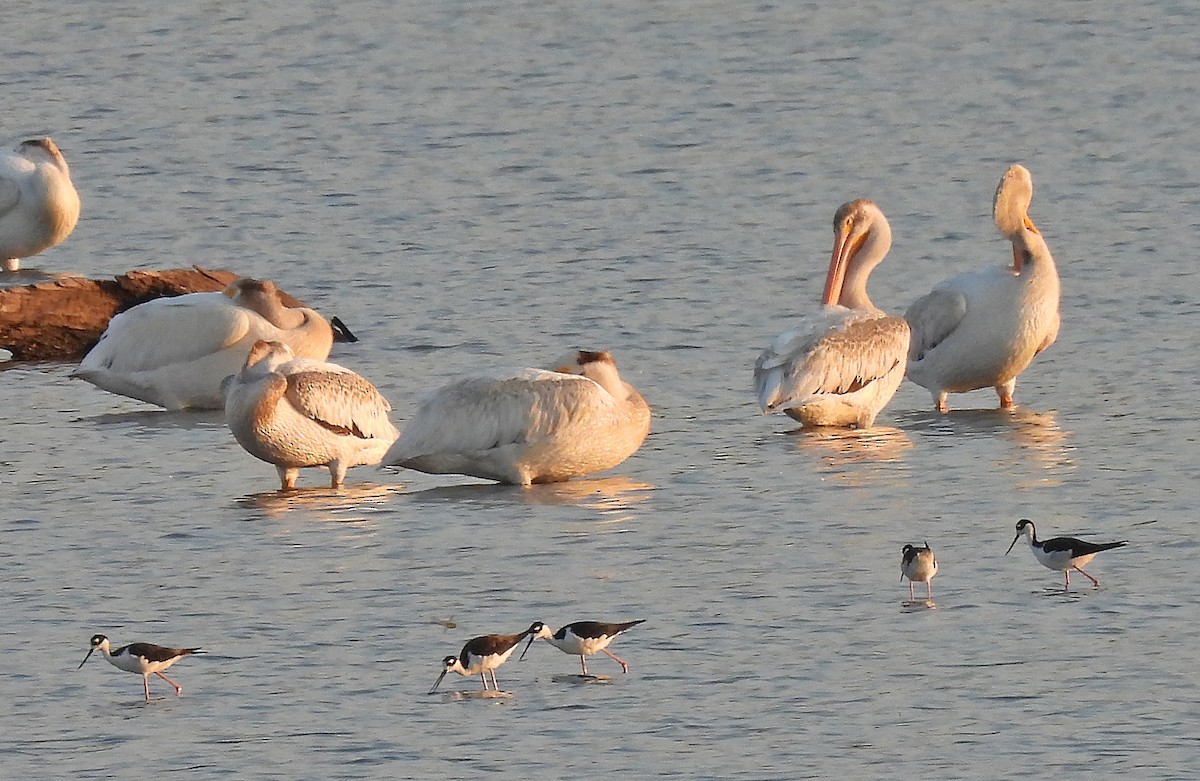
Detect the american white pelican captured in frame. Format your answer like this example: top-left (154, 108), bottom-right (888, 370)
top-left (905, 165), bottom-right (1061, 412)
top-left (74, 277), bottom-right (338, 410)
top-left (223, 340), bottom-right (399, 490)
top-left (754, 199), bottom-right (911, 429)
top-left (0, 137), bottom-right (80, 272)
top-left (383, 350), bottom-right (650, 486)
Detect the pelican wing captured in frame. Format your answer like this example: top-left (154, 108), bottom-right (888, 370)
top-left (756, 310), bottom-right (909, 412)
top-left (77, 293), bottom-right (256, 372)
top-left (904, 287), bottom-right (968, 363)
top-left (284, 369), bottom-right (396, 440)
top-left (0, 175), bottom-right (19, 218)
top-left (388, 370), bottom-right (615, 460)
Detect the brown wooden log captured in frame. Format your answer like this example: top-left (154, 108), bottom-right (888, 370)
top-left (0, 267), bottom-right (314, 362)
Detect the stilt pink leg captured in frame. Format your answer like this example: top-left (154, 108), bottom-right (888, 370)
top-left (143, 675), bottom-right (151, 702)
top-left (579, 656), bottom-right (589, 675)
top-left (926, 581), bottom-right (933, 600)
top-left (1064, 570), bottom-right (1070, 589)
top-left (479, 672), bottom-right (488, 690)
top-left (1074, 566), bottom-right (1100, 587)
top-left (155, 671), bottom-right (183, 696)
top-left (489, 669), bottom-right (500, 690)
top-left (602, 648), bottom-right (630, 673)
top-left (908, 582), bottom-right (916, 601)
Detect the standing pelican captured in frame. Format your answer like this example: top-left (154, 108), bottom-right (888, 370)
top-left (382, 350), bottom-right (650, 486)
top-left (905, 165), bottom-right (1060, 412)
top-left (224, 340), bottom-right (399, 490)
top-left (0, 137), bottom-right (81, 272)
top-left (754, 199), bottom-right (911, 428)
top-left (74, 277), bottom-right (340, 410)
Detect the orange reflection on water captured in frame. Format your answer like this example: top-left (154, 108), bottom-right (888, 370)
top-left (237, 482), bottom-right (403, 524)
top-left (788, 425), bottom-right (914, 486)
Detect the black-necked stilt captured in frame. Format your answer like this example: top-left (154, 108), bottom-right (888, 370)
top-left (430, 623), bottom-right (541, 693)
top-left (1005, 518), bottom-right (1127, 588)
top-left (78, 634), bottom-right (203, 702)
top-left (901, 542), bottom-right (938, 600)
top-left (520, 619), bottom-right (645, 675)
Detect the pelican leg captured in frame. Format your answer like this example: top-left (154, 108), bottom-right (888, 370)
top-left (328, 461), bottom-right (348, 489)
top-left (278, 466), bottom-right (300, 491)
top-left (996, 378), bottom-right (1016, 408)
top-left (602, 648), bottom-right (630, 673)
top-left (1074, 565), bottom-right (1101, 587)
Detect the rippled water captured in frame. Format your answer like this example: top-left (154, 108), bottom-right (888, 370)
top-left (3, 1), bottom-right (1200, 778)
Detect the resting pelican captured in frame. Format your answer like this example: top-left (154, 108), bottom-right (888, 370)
top-left (754, 199), bottom-right (911, 429)
top-left (382, 350), bottom-right (650, 486)
top-left (223, 340), bottom-right (399, 490)
top-left (0, 137), bottom-right (80, 272)
top-left (905, 165), bottom-right (1060, 412)
top-left (74, 277), bottom-right (338, 410)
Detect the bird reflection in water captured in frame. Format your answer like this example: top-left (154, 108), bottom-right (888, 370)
top-left (236, 483), bottom-right (402, 523)
top-left (786, 425), bottom-right (913, 486)
top-left (400, 476), bottom-right (653, 530)
top-left (1000, 407), bottom-right (1072, 481)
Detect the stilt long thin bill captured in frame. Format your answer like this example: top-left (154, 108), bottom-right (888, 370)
top-left (429, 668), bottom-right (448, 694)
top-left (78, 648), bottom-right (95, 669)
top-left (1005, 535), bottom-right (1021, 555)
top-left (518, 632), bottom-right (539, 662)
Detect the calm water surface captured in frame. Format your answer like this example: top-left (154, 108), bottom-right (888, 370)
top-left (3, 1), bottom-right (1199, 778)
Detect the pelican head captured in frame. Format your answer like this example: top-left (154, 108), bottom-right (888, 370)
top-left (242, 339), bottom-right (295, 372)
top-left (823, 199), bottom-right (892, 310)
top-left (19, 137), bottom-right (67, 167)
top-left (993, 165), bottom-right (1041, 272)
top-left (1005, 518), bottom-right (1036, 555)
top-left (78, 634), bottom-right (110, 668)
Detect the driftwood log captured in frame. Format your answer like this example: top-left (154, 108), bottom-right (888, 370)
top-left (0, 267), bottom-right (315, 362)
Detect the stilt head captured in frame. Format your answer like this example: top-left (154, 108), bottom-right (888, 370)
top-left (78, 634), bottom-right (110, 668)
top-left (519, 621), bottom-right (553, 661)
top-left (1006, 519), bottom-right (1035, 554)
top-left (429, 655), bottom-right (460, 693)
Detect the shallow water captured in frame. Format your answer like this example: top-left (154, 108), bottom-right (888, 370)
top-left (3, 1), bottom-right (1200, 778)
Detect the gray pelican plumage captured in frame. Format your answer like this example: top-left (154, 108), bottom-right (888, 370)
top-left (223, 340), bottom-right (399, 490)
top-left (382, 350), bottom-right (650, 486)
top-left (755, 199), bottom-right (911, 429)
top-left (0, 137), bottom-right (80, 272)
top-left (905, 165), bottom-right (1061, 412)
top-left (75, 278), bottom-right (338, 410)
